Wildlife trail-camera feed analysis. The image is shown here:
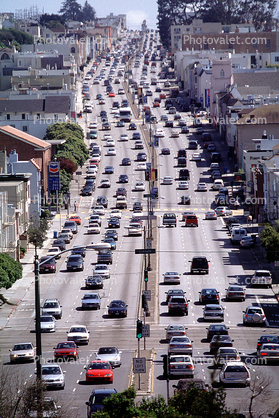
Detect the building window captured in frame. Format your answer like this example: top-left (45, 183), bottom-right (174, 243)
top-left (7, 114), bottom-right (10, 120)
top-left (71, 47), bottom-right (75, 53)
top-left (275, 56), bottom-right (279, 62)
top-left (266, 39), bottom-right (271, 48)
top-left (204, 42), bottom-right (208, 50)
top-left (22, 126), bottom-right (28, 132)
top-left (220, 69), bottom-right (225, 77)
top-left (1, 53), bottom-right (9, 60)
top-left (22, 114), bottom-right (25, 120)
top-left (253, 42), bottom-right (258, 49)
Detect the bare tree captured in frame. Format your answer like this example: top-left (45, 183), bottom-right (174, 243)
top-left (248, 370), bottom-right (276, 418)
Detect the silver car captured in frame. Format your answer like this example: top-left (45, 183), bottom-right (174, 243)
top-left (165, 324), bottom-right (187, 341)
top-left (93, 264), bottom-right (110, 279)
top-left (169, 354), bottom-right (194, 377)
top-left (39, 315), bottom-right (56, 332)
top-left (10, 342), bottom-right (35, 363)
top-left (40, 364), bottom-right (65, 389)
top-left (219, 362), bottom-right (250, 386)
top-left (81, 293), bottom-right (101, 310)
top-left (203, 304), bottom-right (224, 321)
top-left (163, 271), bottom-right (181, 284)
top-left (95, 347), bottom-right (122, 367)
top-left (168, 336), bottom-right (193, 355)
top-left (243, 306), bottom-right (266, 325)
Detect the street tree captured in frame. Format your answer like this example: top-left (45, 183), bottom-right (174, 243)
top-left (260, 221), bottom-right (279, 263)
top-left (27, 213), bottom-right (50, 256)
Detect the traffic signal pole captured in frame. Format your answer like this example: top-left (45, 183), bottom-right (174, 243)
top-left (136, 319), bottom-right (143, 390)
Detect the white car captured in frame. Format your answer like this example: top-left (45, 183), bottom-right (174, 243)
top-left (178, 181), bottom-right (189, 190)
top-left (103, 133), bottom-right (112, 140)
top-left (215, 207), bottom-right (232, 216)
top-left (136, 163), bottom-right (147, 171)
top-left (107, 148), bottom-right (116, 156)
top-left (41, 364), bottom-right (65, 389)
top-left (100, 178), bottom-right (111, 188)
top-left (163, 271), bottom-right (181, 284)
top-left (243, 306), bottom-right (266, 325)
top-left (110, 209), bottom-right (122, 219)
top-left (192, 153), bottom-right (202, 161)
top-left (210, 162), bottom-right (219, 170)
top-left (67, 324), bottom-right (90, 344)
top-left (205, 210), bottom-right (217, 220)
top-left (155, 129), bottom-right (165, 137)
top-left (119, 134), bottom-right (128, 141)
top-left (171, 130), bottom-right (180, 138)
top-left (88, 223), bottom-right (101, 234)
top-left (219, 362), bottom-right (250, 386)
top-left (47, 247), bottom-right (61, 259)
top-left (92, 205), bottom-right (105, 215)
top-left (168, 354), bottom-right (194, 377)
top-left (89, 122), bottom-right (97, 129)
top-left (251, 270), bottom-right (272, 287)
top-left (197, 182), bottom-right (207, 191)
top-left (128, 223), bottom-right (143, 236)
top-left (95, 347), bottom-right (122, 368)
top-left (162, 176), bottom-right (173, 185)
top-left (105, 138), bottom-right (115, 147)
top-left (10, 342), bottom-right (35, 363)
top-left (134, 181), bottom-right (145, 191)
top-left (93, 264), bottom-right (110, 279)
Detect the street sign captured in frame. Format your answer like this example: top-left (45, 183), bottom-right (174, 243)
top-left (133, 357), bottom-right (146, 373)
top-left (135, 249), bottom-right (156, 254)
top-left (142, 290), bottom-right (151, 301)
top-left (142, 324), bottom-right (150, 337)
top-left (143, 194), bottom-right (154, 198)
top-left (146, 237), bottom-right (152, 248)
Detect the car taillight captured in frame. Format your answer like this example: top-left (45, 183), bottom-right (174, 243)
top-left (216, 295), bottom-right (219, 299)
top-left (170, 365), bottom-right (175, 369)
top-left (188, 365), bottom-right (193, 369)
top-left (261, 352), bottom-right (267, 356)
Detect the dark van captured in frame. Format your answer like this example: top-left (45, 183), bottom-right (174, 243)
top-left (190, 256), bottom-right (209, 274)
top-left (177, 149), bottom-right (186, 158)
top-left (177, 157), bottom-right (187, 167)
top-left (179, 169), bottom-right (190, 180)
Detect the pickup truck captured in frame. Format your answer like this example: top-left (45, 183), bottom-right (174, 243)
top-left (116, 196), bottom-right (127, 209)
top-left (185, 214), bottom-right (198, 227)
top-left (97, 250), bottom-right (113, 264)
top-left (163, 213), bottom-right (177, 227)
top-left (168, 296), bottom-right (189, 315)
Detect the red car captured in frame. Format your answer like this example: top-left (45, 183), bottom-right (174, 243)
top-left (54, 341), bottom-right (78, 360)
top-left (69, 215), bottom-right (81, 225)
top-left (160, 93), bottom-right (166, 99)
top-left (85, 360), bottom-right (113, 383)
top-left (108, 92), bottom-right (115, 97)
top-left (153, 102), bottom-right (160, 107)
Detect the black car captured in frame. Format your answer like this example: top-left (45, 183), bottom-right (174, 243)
top-left (96, 196), bottom-right (108, 208)
top-left (86, 388), bottom-right (117, 417)
top-left (199, 288), bottom-right (220, 304)
top-left (81, 186), bottom-right (94, 196)
top-left (257, 335), bottom-right (279, 352)
top-left (190, 256), bottom-right (209, 274)
top-left (66, 254), bottom-right (84, 271)
top-left (210, 335), bottom-right (234, 354)
top-left (71, 246), bottom-right (86, 257)
top-left (39, 257), bottom-right (56, 274)
top-left (165, 289), bottom-right (186, 303)
top-left (105, 230), bottom-right (118, 241)
top-left (129, 123), bottom-right (137, 130)
top-left (119, 174), bottom-right (129, 183)
top-left (52, 239), bottom-right (66, 251)
top-left (122, 157), bottom-right (131, 166)
top-left (133, 201), bottom-right (143, 212)
top-left (161, 148), bottom-right (170, 155)
top-left (132, 132), bottom-right (141, 140)
top-left (165, 120), bottom-right (173, 127)
top-left (206, 324), bottom-right (229, 341)
top-left (136, 152), bottom-right (147, 161)
top-left (107, 300), bottom-right (128, 317)
top-left (85, 275), bottom-right (104, 289)
top-left (100, 110), bottom-right (107, 117)
top-left (108, 217), bottom-right (120, 228)
top-left (116, 187), bottom-right (127, 196)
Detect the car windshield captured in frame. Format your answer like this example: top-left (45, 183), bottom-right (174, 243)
top-left (13, 344), bottom-right (33, 350)
top-left (40, 316), bottom-right (53, 322)
top-left (219, 349), bottom-right (236, 354)
top-left (83, 294), bottom-right (98, 299)
top-left (225, 365), bottom-right (246, 372)
top-left (168, 325), bottom-right (184, 331)
top-left (170, 356), bottom-right (190, 362)
top-left (44, 302), bottom-right (59, 308)
top-left (70, 327), bottom-right (86, 333)
top-left (68, 256), bottom-right (81, 262)
top-left (110, 302), bottom-right (125, 307)
top-left (171, 337), bottom-right (189, 343)
top-left (88, 362), bottom-right (111, 370)
top-left (206, 306), bottom-right (222, 311)
top-left (42, 367), bottom-right (61, 375)
top-left (57, 342), bottom-right (75, 349)
top-left (98, 347), bottom-right (117, 354)
top-left (210, 325), bottom-right (226, 331)
top-left (260, 336), bottom-right (279, 343)
top-left (247, 308), bottom-right (262, 314)
top-left (92, 394), bottom-right (111, 404)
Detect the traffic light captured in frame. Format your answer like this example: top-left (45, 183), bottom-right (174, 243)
top-left (136, 319), bottom-right (143, 339)
top-left (142, 294), bottom-right (148, 311)
top-left (144, 269), bottom-right (148, 282)
top-left (163, 355), bottom-right (169, 378)
top-left (145, 169), bottom-right (150, 181)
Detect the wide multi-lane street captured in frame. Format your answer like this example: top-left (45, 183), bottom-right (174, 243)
top-left (1, 31), bottom-right (279, 417)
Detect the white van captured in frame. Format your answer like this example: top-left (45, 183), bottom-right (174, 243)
top-left (212, 179), bottom-right (224, 190)
top-left (230, 228), bottom-right (247, 244)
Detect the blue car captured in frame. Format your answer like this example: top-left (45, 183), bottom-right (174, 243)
top-left (86, 389), bottom-right (117, 416)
